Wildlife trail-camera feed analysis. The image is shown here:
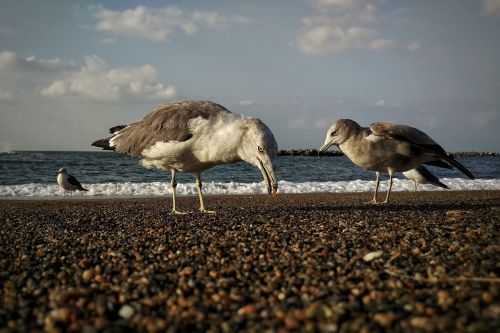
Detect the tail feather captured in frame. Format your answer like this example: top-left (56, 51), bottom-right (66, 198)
top-left (91, 137), bottom-right (115, 151)
top-left (442, 156), bottom-right (475, 179)
top-left (424, 160), bottom-right (453, 169)
top-left (431, 180), bottom-right (450, 190)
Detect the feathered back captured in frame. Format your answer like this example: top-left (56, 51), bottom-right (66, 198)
top-left (92, 101), bottom-right (230, 157)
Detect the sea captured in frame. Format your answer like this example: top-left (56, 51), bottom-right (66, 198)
top-left (0, 151), bottom-right (499, 198)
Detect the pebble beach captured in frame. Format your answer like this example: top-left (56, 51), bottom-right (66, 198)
top-left (1, 191), bottom-right (499, 332)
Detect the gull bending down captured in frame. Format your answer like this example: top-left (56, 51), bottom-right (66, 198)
top-left (403, 165), bottom-right (449, 192)
top-left (92, 100), bottom-right (278, 214)
top-left (320, 119), bottom-right (474, 203)
top-left (56, 168), bottom-right (88, 195)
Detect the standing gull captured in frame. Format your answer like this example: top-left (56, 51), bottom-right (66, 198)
top-left (56, 168), bottom-right (88, 195)
top-left (92, 100), bottom-right (278, 214)
top-left (320, 119), bottom-right (474, 203)
top-left (403, 165), bottom-right (449, 192)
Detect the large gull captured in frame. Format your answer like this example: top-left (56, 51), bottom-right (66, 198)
top-left (92, 100), bottom-right (278, 214)
top-left (320, 119), bottom-right (474, 203)
top-left (403, 165), bottom-right (449, 192)
top-left (56, 168), bottom-right (88, 195)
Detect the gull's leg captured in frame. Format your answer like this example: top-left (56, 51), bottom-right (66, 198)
top-left (370, 172), bottom-right (381, 203)
top-left (413, 180), bottom-right (418, 192)
top-left (171, 169), bottom-right (188, 215)
top-left (383, 171), bottom-right (394, 203)
top-left (196, 174), bottom-right (216, 214)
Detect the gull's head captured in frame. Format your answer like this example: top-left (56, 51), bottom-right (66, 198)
top-left (320, 119), bottom-right (357, 152)
top-left (239, 118), bottom-right (278, 196)
top-left (56, 168), bottom-right (67, 175)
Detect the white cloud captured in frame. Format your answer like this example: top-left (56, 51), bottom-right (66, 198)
top-left (373, 99), bottom-right (385, 107)
top-left (41, 55), bottom-right (176, 102)
top-left (407, 41), bottom-right (420, 53)
top-left (238, 100), bottom-right (256, 107)
top-left (0, 25), bottom-right (15, 35)
top-left (0, 51), bottom-right (75, 73)
top-left (483, 0), bottom-right (500, 17)
top-left (472, 111), bottom-right (497, 128)
top-left (293, 1), bottom-right (394, 56)
top-left (192, 11), bottom-right (253, 27)
top-left (0, 141), bottom-right (14, 153)
top-left (288, 117), bottom-right (329, 130)
top-left (312, 0), bottom-right (364, 11)
top-left (0, 89), bottom-right (12, 100)
top-left (294, 20), bottom-right (394, 55)
top-left (90, 5), bottom-right (252, 42)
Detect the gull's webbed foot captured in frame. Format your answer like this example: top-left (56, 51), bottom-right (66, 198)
top-left (172, 209), bottom-right (190, 215)
top-left (199, 208), bottom-right (216, 214)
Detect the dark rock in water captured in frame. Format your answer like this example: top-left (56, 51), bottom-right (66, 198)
top-left (278, 149), bottom-right (499, 157)
top-left (278, 149), bottom-right (344, 156)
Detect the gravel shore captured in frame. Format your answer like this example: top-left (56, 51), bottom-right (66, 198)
top-left (1, 191), bottom-right (499, 332)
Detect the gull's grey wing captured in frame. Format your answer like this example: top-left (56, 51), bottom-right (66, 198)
top-left (67, 174), bottom-right (86, 190)
top-left (111, 101), bottom-right (230, 157)
top-left (370, 122), bottom-right (474, 179)
top-left (423, 160), bottom-right (453, 169)
top-left (369, 122), bottom-right (447, 155)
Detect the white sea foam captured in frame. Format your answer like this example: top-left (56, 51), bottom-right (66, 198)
top-left (0, 178), bottom-right (499, 198)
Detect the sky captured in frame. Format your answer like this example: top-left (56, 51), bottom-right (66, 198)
top-left (1, 0), bottom-right (499, 152)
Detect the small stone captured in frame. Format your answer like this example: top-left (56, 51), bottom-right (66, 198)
top-left (119, 305), bottom-right (135, 319)
top-left (373, 312), bottom-right (397, 327)
top-left (284, 315), bottom-right (300, 329)
top-left (94, 274), bottom-right (104, 283)
top-left (179, 267), bottom-right (194, 276)
top-left (409, 316), bottom-right (433, 331)
top-left (82, 269), bottom-right (94, 282)
top-left (237, 304), bottom-right (256, 315)
top-left (482, 292), bottom-right (493, 303)
top-left (363, 251), bottom-right (383, 262)
top-left (437, 291), bottom-right (453, 309)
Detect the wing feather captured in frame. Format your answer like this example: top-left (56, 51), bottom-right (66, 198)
top-left (369, 122), bottom-right (446, 155)
top-left (67, 174), bottom-right (86, 190)
top-left (111, 101), bottom-right (230, 157)
top-left (370, 122), bottom-right (474, 179)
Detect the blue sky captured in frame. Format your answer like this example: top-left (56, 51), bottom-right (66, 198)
top-left (1, 0), bottom-right (499, 151)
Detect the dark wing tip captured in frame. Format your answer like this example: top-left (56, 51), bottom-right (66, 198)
top-left (91, 138), bottom-right (115, 151)
top-left (109, 125), bottom-right (127, 134)
top-left (67, 174), bottom-right (86, 191)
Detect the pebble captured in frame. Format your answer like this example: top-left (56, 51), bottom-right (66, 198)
top-left (119, 305), bottom-right (135, 320)
top-left (0, 192), bottom-right (498, 332)
top-left (362, 251), bottom-right (383, 262)
top-left (82, 269), bottom-right (94, 281)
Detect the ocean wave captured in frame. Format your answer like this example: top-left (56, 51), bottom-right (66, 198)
top-left (1, 178), bottom-right (499, 197)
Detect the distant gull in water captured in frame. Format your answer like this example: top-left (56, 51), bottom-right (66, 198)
top-left (320, 119), bottom-right (474, 203)
top-left (56, 168), bottom-right (88, 195)
top-left (92, 100), bottom-right (278, 214)
top-left (403, 165), bottom-right (449, 192)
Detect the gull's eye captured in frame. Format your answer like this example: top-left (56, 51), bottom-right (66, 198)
top-left (258, 146), bottom-right (264, 153)
top-left (330, 130), bottom-right (337, 136)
